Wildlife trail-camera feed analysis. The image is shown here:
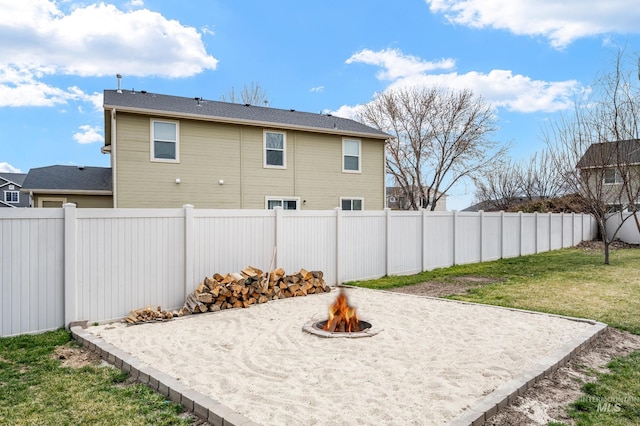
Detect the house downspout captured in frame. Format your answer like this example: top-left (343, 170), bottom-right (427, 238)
top-left (111, 108), bottom-right (117, 208)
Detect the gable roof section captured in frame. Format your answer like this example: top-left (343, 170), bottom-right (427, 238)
top-left (0, 172), bottom-right (26, 187)
top-left (576, 139), bottom-right (640, 169)
top-left (21, 166), bottom-right (112, 194)
top-left (103, 89), bottom-right (390, 140)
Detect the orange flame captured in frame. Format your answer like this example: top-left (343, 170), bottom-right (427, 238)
top-left (323, 288), bottom-right (361, 332)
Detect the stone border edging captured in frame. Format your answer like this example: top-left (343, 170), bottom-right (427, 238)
top-left (448, 321), bottom-right (607, 426)
top-left (70, 323), bottom-right (261, 426)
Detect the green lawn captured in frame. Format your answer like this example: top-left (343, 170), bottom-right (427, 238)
top-left (349, 247), bottom-right (640, 425)
top-left (0, 329), bottom-right (192, 426)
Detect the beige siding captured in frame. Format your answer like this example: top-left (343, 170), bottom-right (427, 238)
top-left (114, 113), bottom-right (386, 209)
top-left (35, 194), bottom-right (113, 208)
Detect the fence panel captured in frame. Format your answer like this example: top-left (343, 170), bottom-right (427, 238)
top-left (502, 214), bottom-right (521, 258)
top-left (388, 211), bottom-right (423, 276)
top-left (455, 213), bottom-right (482, 265)
top-left (520, 215), bottom-right (537, 255)
top-left (0, 210), bottom-right (64, 336)
top-left (550, 215), bottom-right (563, 250)
top-left (482, 213), bottom-right (503, 261)
top-left (423, 213), bottom-right (454, 270)
top-left (193, 210), bottom-right (276, 287)
top-left (281, 211), bottom-right (337, 284)
top-left (75, 209), bottom-right (185, 323)
top-left (339, 212), bottom-right (386, 282)
top-left (536, 214), bottom-right (551, 253)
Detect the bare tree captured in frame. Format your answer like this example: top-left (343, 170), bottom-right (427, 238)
top-left (473, 160), bottom-right (522, 210)
top-left (545, 49), bottom-right (640, 264)
top-left (359, 86), bottom-right (507, 211)
top-left (220, 82), bottom-right (270, 106)
top-left (473, 148), bottom-right (567, 211)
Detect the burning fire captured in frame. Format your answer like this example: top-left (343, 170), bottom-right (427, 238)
top-left (323, 288), bottom-right (361, 332)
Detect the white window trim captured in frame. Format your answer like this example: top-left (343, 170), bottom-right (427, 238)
top-left (4, 190), bottom-right (19, 203)
top-left (342, 138), bottom-right (361, 173)
top-left (265, 196), bottom-right (300, 210)
top-left (603, 168), bottom-right (624, 185)
top-left (37, 196), bottom-right (67, 208)
top-left (340, 197), bottom-right (364, 210)
top-left (150, 119), bottom-right (180, 163)
top-left (263, 130), bottom-right (286, 169)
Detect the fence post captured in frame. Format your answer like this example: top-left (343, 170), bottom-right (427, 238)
top-left (385, 208), bottom-right (392, 276)
top-left (518, 211), bottom-right (523, 256)
top-left (422, 209), bottom-right (427, 272)
top-left (334, 207), bottom-right (341, 285)
top-left (452, 210), bottom-right (457, 265)
top-left (479, 210), bottom-right (484, 262)
top-left (274, 206), bottom-right (283, 269)
top-left (571, 212), bottom-right (576, 245)
top-left (534, 212), bottom-right (539, 254)
top-left (500, 211), bottom-right (505, 259)
top-left (183, 204), bottom-right (194, 300)
top-left (63, 203), bottom-right (77, 328)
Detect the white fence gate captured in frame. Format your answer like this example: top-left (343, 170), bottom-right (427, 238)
top-left (0, 205), bottom-right (596, 337)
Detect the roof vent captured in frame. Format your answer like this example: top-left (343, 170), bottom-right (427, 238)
top-left (78, 166), bottom-right (85, 170)
top-left (116, 74), bottom-right (122, 93)
top-left (195, 97), bottom-right (202, 106)
top-left (245, 103), bottom-right (251, 107)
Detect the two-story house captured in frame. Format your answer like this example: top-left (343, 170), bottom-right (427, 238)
top-left (576, 139), bottom-right (640, 211)
top-left (102, 89), bottom-right (390, 210)
top-left (0, 173), bottom-right (29, 208)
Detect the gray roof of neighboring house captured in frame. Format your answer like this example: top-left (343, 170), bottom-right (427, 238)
top-left (576, 139), bottom-right (640, 168)
top-left (0, 173), bottom-right (26, 186)
top-left (22, 166), bottom-right (112, 192)
top-left (1, 173), bottom-right (29, 207)
top-left (103, 89), bottom-right (390, 140)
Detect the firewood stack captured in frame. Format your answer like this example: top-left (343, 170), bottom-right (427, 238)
top-left (179, 266), bottom-right (331, 316)
top-left (125, 306), bottom-right (176, 324)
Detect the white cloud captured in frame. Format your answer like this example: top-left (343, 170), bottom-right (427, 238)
top-left (346, 48), bottom-right (581, 113)
top-left (426, 0), bottom-right (640, 49)
top-left (0, 0), bottom-right (217, 108)
top-left (310, 86), bottom-right (324, 93)
top-left (0, 162), bottom-right (22, 173)
top-left (347, 48), bottom-right (455, 80)
top-left (73, 124), bottom-right (104, 144)
top-left (330, 104), bottom-right (364, 120)
top-left (0, 1), bottom-right (218, 78)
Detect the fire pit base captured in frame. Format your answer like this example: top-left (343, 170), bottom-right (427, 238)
top-left (302, 320), bottom-right (381, 338)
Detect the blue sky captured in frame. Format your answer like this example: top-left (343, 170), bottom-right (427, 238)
top-left (2, 0), bottom-right (640, 210)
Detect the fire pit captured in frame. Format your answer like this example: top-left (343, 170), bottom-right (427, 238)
top-left (303, 288), bottom-right (381, 338)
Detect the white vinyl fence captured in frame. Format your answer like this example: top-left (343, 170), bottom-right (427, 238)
top-left (0, 205), bottom-right (596, 337)
top-left (606, 212), bottom-right (640, 244)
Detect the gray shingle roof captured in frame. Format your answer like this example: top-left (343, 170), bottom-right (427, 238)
top-left (103, 89), bottom-right (390, 139)
top-left (22, 166), bottom-right (112, 192)
top-left (576, 139), bottom-right (640, 168)
top-left (0, 173), bottom-right (26, 186)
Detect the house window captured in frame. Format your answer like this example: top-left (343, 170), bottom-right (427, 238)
top-left (266, 197), bottom-right (299, 210)
top-left (603, 168), bottom-right (623, 184)
top-left (343, 139), bottom-right (361, 172)
top-left (264, 131), bottom-right (286, 168)
top-left (341, 198), bottom-right (363, 210)
top-left (4, 191), bottom-right (18, 203)
top-left (151, 120), bottom-right (179, 162)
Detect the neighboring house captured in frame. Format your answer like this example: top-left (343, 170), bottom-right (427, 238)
top-left (21, 165), bottom-right (113, 208)
top-left (102, 88), bottom-right (390, 209)
top-left (576, 139), bottom-right (640, 212)
top-left (0, 173), bottom-right (29, 208)
top-left (386, 186), bottom-right (447, 211)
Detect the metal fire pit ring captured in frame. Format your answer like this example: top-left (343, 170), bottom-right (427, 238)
top-left (302, 319), bottom-right (381, 338)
